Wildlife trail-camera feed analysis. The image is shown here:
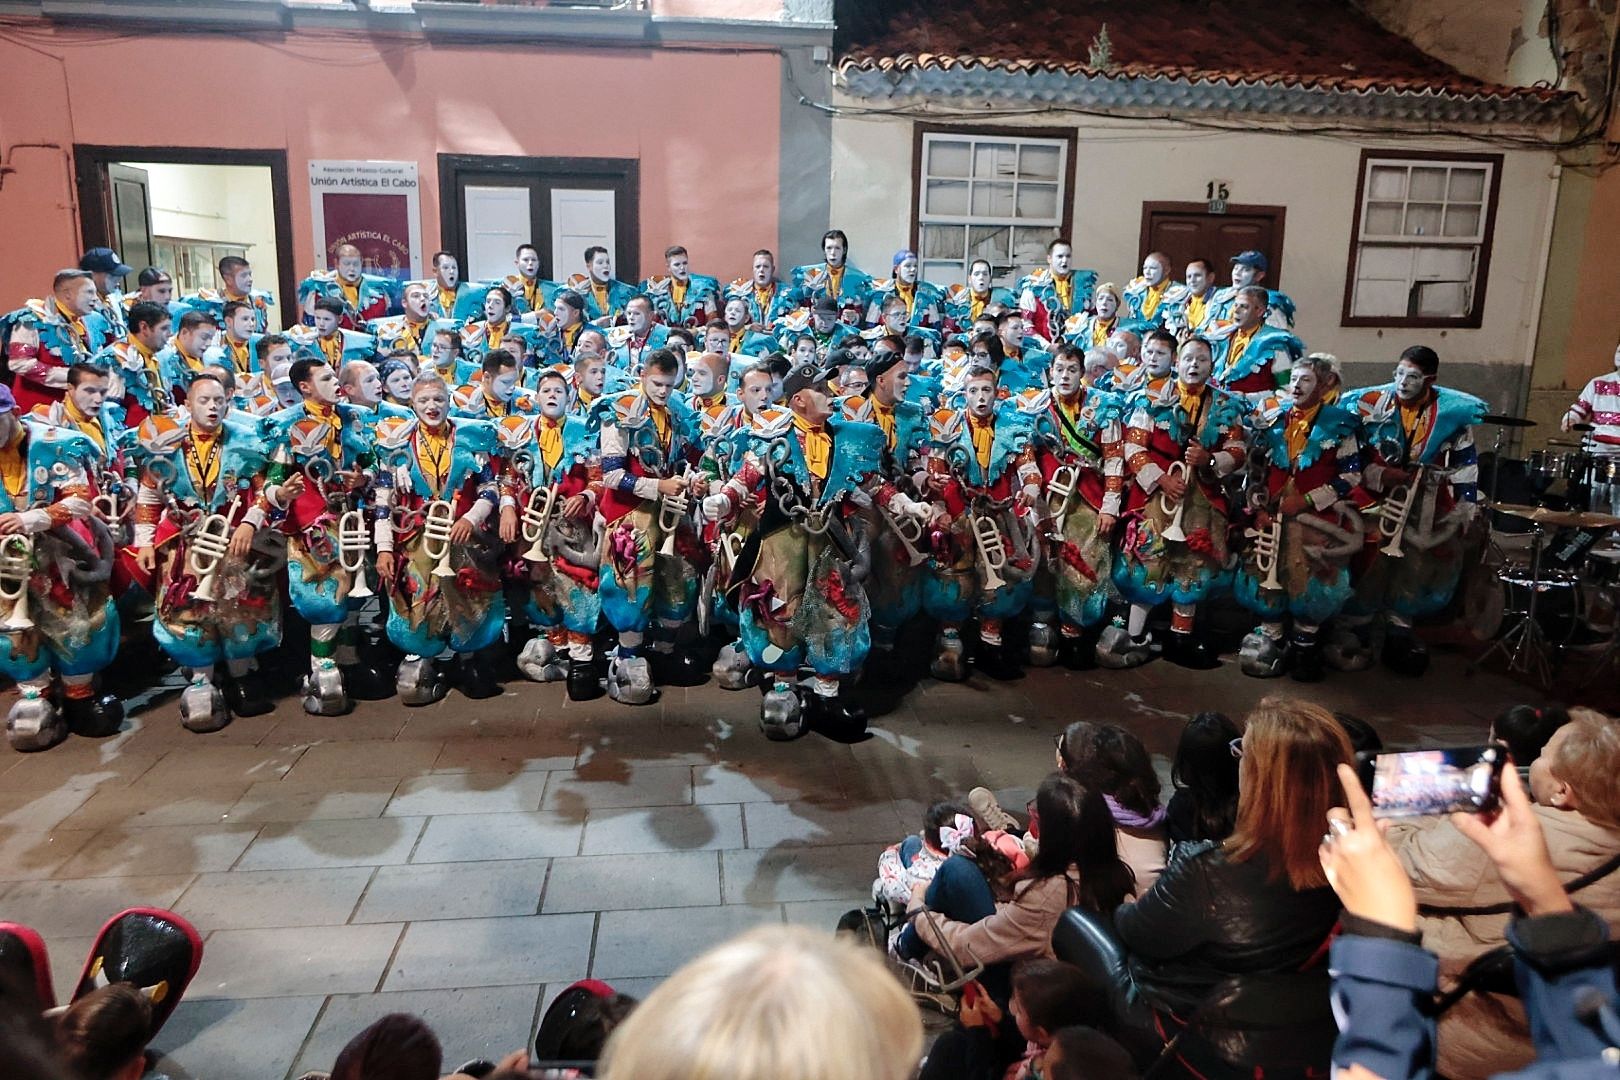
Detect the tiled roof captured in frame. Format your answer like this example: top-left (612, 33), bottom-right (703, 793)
top-left (835, 0), bottom-right (1571, 121)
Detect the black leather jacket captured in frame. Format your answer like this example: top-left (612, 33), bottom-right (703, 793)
top-left (1113, 841), bottom-right (1341, 1015)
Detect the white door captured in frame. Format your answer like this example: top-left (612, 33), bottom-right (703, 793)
top-left (550, 188), bottom-right (615, 281)
top-left (464, 185), bottom-right (529, 282)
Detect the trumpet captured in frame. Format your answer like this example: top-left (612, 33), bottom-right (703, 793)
top-left (971, 508), bottom-right (1009, 592)
top-left (0, 534), bottom-right (34, 631)
top-left (1045, 463), bottom-right (1079, 538)
top-left (1245, 519), bottom-right (1283, 591)
top-left (1377, 465), bottom-right (1423, 559)
top-left (422, 499), bottom-right (457, 578)
top-left (1158, 461), bottom-right (1190, 542)
top-left (521, 484), bottom-right (559, 564)
top-left (338, 508), bottom-right (374, 598)
top-left (878, 501), bottom-right (928, 567)
top-left (717, 530), bottom-right (745, 576)
top-left (657, 465), bottom-right (691, 558)
top-left (187, 513), bottom-right (233, 603)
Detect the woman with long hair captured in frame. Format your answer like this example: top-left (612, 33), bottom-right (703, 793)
top-left (1058, 720), bottom-right (1169, 893)
top-left (1165, 711), bottom-right (1243, 850)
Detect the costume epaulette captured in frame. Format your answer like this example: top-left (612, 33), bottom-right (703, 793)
top-left (21, 298), bottom-right (51, 323)
top-left (373, 414), bottom-right (416, 451)
top-left (725, 276), bottom-right (752, 295)
top-left (642, 275), bottom-right (671, 296)
top-left (1012, 387), bottom-right (1048, 415)
top-left (450, 415), bottom-right (498, 455)
top-left (1024, 268), bottom-right (1054, 287)
top-left (496, 413), bottom-right (534, 451)
top-left (136, 412), bottom-right (187, 455)
top-left (840, 395), bottom-right (872, 422)
top-left (451, 384), bottom-right (483, 412)
top-left (283, 415), bottom-right (335, 457)
top-left (748, 406), bottom-right (794, 439)
top-left (930, 408), bottom-right (965, 443)
top-left (459, 323), bottom-right (486, 348)
top-left (605, 325), bottom-right (632, 348)
top-left (564, 274), bottom-right (592, 293)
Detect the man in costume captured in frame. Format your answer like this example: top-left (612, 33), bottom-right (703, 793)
top-left (1112, 329), bottom-right (1177, 399)
top-left (371, 280), bottom-right (454, 361)
top-left (452, 350), bottom-right (538, 420)
top-left (920, 364), bottom-right (1044, 681)
top-left (427, 250), bottom-right (469, 320)
top-left (1561, 338), bottom-right (1620, 455)
top-left (268, 357), bottom-right (391, 714)
top-left (1100, 336), bottom-right (1248, 670)
top-left (124, 266), bottom-right (186, 324)
top-left (642, 245), bottom-right (720, 327)
top-left (726, 250), bottom-right (796, 333)
top-left (1206, 250), bottom-right (1296, 330)
top-left (5, 269), bottom-right (115, 413)
top-left (459, 286), bottom-right (535, 364)
top-left (1343, 345), bottom-right (1484, 675)
top-left (285, 297), bottom-right (375, 372)
top-left (298, 243), bottom-right (393, 328)
top-left (1018, 239), bottom-right (1096, 346)
top-left (943, 258), bottom-right (1016, 333)
top-left (0, 387), bottom-right (124, 750)
top-left (1208, 285), bottom-right (1304, 401)
top-left (570, 245), bottom-right (638, 323)
top-left (594, 349), bottom-right (706, 704)
top-left (1163, 258), bottom-right (1217, 337)
top-left (1064, 282), bottom-right (1122, 351)
top-left (207, 300), bottom-right (262, 380)
top-left (499, 369), bottom-right (603, 699)
top-left (133, 372), bottom-right (289, 731)
top-left (98, 300), bottom-right (171, 426)
top-left (155, 310), bottom-right (220, 405)
top-left (790, 229), bottom-right (873, 315)
top-left (183, 255), bottom-right (276, 334)
top-left (1233, 354), bottom-right (1367, 682)
top-left (502, 243), bottom-right (558, 318)
top-left (609, 296), bottom-right (671, 372)
top-left (775, 296), bottom-right (857, 362)
top-left (545, 292), bottom-right (590, 366)
top-left (865, 251), bottom-right (944, 329)
top-left (372, 371), bottom-right (505, 703)
top-left (719, 300), bottom-right (777, 358)
top-left (1121, 252), bottom-right (1173, 333)
top-left (79, 248), bottom-right (133, 339)
top-left (236, 334), bottom-right (293, 417)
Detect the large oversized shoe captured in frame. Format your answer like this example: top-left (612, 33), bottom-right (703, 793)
top-left (804, 690), bottom-right (869, 744)
top-left (929, 629), bottom-right (968, 682)
top-left (1094, 624), bottom-right (1156, 669)
top-left (759, 682), bottom-right (805, 742)
top-left (224, 672), bottom-right (273, 718)
top-left (975, 638), bottom-right (1024, 681)
top-left (342, 660), bottom-right (394, 702)
top-left (179, 680), bottom-right (230, 734)
top-left (458, 652), bottom-right (503, 700)
top-left (567, 655), bottom-right (604, 701)
top-left (1057, 627), bottom-right (1099, 671)
top-left (648, 646), bottom-right (705, 687)
top-left (6, 690), bottom-right (64, 751)
top-left (1290, 634), bottom-right (1325, 683)
top-left (396, 656), bottom-right (448, 706)
top-left (1238, 630), bottom-right (1289, 678)
top-left (1381, 629), bottom-right (1430, 677)
top-left (1026, 621), bottom-right (1059, 667)
top-left (0, 921), bottom-right (55, 1014)
top-left (606, 655), bottom-right (657, 705)
top-left (516, 637), bottom-right (566, 683)
top-left (711, 642), bottom-right (757, 690)
top-left (1323, 624), bottom-right (1373, 672)
top-left (302, 660), bottom-right (353, 716)
top-left (1164, 630), bottom-right (1220, 670)
top-left (65, 693), bottom-right (126, 739)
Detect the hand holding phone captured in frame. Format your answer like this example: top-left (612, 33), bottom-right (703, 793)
top-left (1356, 744), bottom-right (1506, 820)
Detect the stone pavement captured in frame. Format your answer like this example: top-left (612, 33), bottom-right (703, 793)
top-left (0, 650), bottom-right (1528, 1079)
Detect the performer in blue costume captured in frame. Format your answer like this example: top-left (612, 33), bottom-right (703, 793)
top-left (725, 250), bottom-right (797, 333)
top-left (641, 245), bottom-right (720, 327)
top-left (865, 251), bottom-right (944, 329)
top-left (942, 258), bottom-right (1016, 333)
top-left (369, 281), bottom-right (457, 362)
top-left (5, 269), bottom-right (116, 414)
top-left (297, 244), bottom-right (394, 328)
top-left (1205, 249), bottom-right (1296, 330)
top-left (567, 245), bottom-right (639, 324)
top-left (1017, 239), bottom-right (1097, 346)
top-left (789, 229), bottom-right (873, 315)
top-left (1207, 286), bottom-right (1304, 402)
top-left (1121, 252), bottom-right (1174, 334)
top-left (607, 297), bottom-right (672, 371)
top-left (154, 311), bottom-right (220, 406)
top-left (499, 243), bottom-right (561, 319)
top-left (181, 255), bottom-right (276, 334)
top-left (283, 298), bottom-right (375, 371)
top-left (426, 251), bottom-right (470, 320)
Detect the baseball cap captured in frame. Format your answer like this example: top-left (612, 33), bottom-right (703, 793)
top-left (1230, 250), bottom-right (1269, 272)
top-left (80, 247), bottom-right (133, 277)
top-left (0, 385), bottom-right (16, 415)
top-left (781, 363), bottom-right (831, 399)
top-left (811, 295), bottom-right (838, 315)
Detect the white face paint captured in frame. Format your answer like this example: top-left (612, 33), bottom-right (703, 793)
top-left (516, 249), bottom-right (540, 279)
top-left (1049, 244), bottom-right (1072, 276)
top-left (404, 286), bottom-right (430, 320)
top-left (688, 362), bottom-right (716, 397)
top-left (1288, 365), bottom-right (1320, 406)
top-left (487, 369), bottom-right (520, 402)
top-left (313, 310), bottom-right (340, 335)
top-left (385, 366), bottom-right (415, 401)
top-left (63, 278), bottom-right (99, 317)
top-left (751, 255), bottom-right (774, 287)
top-left (965, 377), bottom-right (997, 417)
top-left (881, 366), bottom-right (910, 404)
top-left (896, 256), bottom-right (918, 285)
top-left (537, 379), bottom-right (568, 417)
top-left (189, 382), bottom-right (227, 429)
top-left (999, 316), bottom-right (1025, 348)
top-left (968, 262), bottom-right (992, 293)
top-left (1140, 337), bottom-right (1175, 377)
top-left (263, 344), bottom-right (293, 372)
top-left (229, 267), bottom-right (254, 293)
top-left (70, 376), bottom-right (108, 417)
top-left (228, 309), bottom-right (256, 341)
top-left (577, 359), bottom-right (606, 397)
top-left (1232, 294), bottom-right (1264, 327)
top-left (1105, 332), bottom-right (1135, 360)
top-left (1231, 263), bottom-right (1257, 289)
top-left (1142, 256), bottom-right (1168, 286)
top-left (741, 373), bottom-right (773, 413)
top-left (668, 253), bottom-right (689, 279)
top-left (823, 236), bottom-right (845, 267)
top-left (308, 364), bottom-right (340, 404)
top-left (643, 370), bottom-right (677, 408)
top-left (182, 326), bottom-right (218, 356)
top-left (336, 254), bottom-right (363, 283)
top-left (884, 308), bottom-right (907, 333)
top-left (1049, 358), bottom-right (1082, 397)
top-left (626, 303), bottom-right (650, 334)
top-left (1392, 359), bottom-right (1430, 403)
top-left (589, 251), bottom-right (613, 283)
top-left (484, 293), bottom-right (509, 323)
top-left (1095, 292), bottom-right (1119, 319)
top-left (1184, 264), bottom-right (1208, 293)
top-left (431, 336), bottom-right (455, 367)
top-left (350, 366), bottom-right (383, 406)
top-left (769, 374), bottom-right (785, 402)
top-left (576, 332), bottom-right (607, 360)
top-left (145, 280), bottom-right (175, 304)
top-left (793, 339), bottom-right (817, 365)
top-left (436, 256), bottom-right (460, 289)
top-left (413, 384), bottom-right (448, 426)
top-left (724, 299), bottom-right (748, 330)
top-left (1178, 344), bottom-right (1213, 387)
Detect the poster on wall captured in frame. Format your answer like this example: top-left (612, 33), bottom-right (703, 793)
top-left (308, 160), bottom-right (422, 282)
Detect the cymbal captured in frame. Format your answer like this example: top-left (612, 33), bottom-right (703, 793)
top-left (1545, 438), bottom-right (1588, 448)
top-left (1480, 413), bottom-right (1537, 428)
top-left (1570, 422), bottom-right (1595, 432)
top-left (1488, 502), bottom-right (1620, 529)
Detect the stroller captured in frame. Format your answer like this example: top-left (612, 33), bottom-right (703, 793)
top-left (836, 895), bottom-right (986, 1021)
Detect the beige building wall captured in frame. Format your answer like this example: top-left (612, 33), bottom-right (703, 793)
top-left (830, 110), bottom-right (1559, 415)
top-left (129, 162), bottom-right (281, 294)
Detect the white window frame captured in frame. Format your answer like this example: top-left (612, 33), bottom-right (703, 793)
top-left (915, 130), bottom-right (1070, 289)
top-left (1343, 151), bottom-right (1501, 329)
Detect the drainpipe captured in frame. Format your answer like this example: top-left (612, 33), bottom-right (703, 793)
top-left (1516, 161), bottom-right (1563, 444)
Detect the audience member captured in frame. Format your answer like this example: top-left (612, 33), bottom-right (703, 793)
top-left (1387, 706), bottom-right (1620, 1079)
top-left (1333, 711), bottom-right (1384, 754)
top-left (874, 800), bottom-right (974, 909)
top-left (52, 983), bottom-right (150, 1080)
top-left (1057, 721), bottom-right (1169, 893)
top-left (1165, 711), bottom-right (1241, 852)
top-left (1044, 1026), bottom-right (1139, 1080)
top-left (329, 1013), bottom-right (442, 1080)
top-left (1489, 703), bottom-right (1570, 778)
top-left (533, 979), bottom-right (637, 1066)
top-left (1004, 960), bottom-right (1111, 1080)
top-left (597, 925), bottom-right (922, 1080)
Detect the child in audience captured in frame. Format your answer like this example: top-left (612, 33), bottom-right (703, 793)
top-left (1042, 1026), bottom-right (1138, 1080)
top-left (874, 800), bottom-right (973, 908)
top-left (1489, 703), bottom-right (1569, 781)
top-left (1004, 960), bottom-right (1109, 1080)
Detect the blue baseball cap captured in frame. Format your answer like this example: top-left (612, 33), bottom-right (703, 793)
top-left (1230, 250), bottom-right (1269, 272)
top-left (80, 247), bottom-right (132, 277)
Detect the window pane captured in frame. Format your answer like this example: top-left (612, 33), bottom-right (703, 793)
top-left (1012, 226), bottom-right (1059, 266)
top-left (1415, 281), bottom-right (1470, 318)
top-left (1414, 246), bottom-right (1475, 281)
top-left (1443, 205), bottom-right (1481, 238)
top-left (1015, 182), bottom-right (1059, 220)
top-left (1364, 201), bottom-right (1403, 236)
top-left (923, 261), bottom-right (961, 286)
top-left (973, 142), bottom-right (1018, 179)
top-left (924, 179), bottom-right (970, 217)
top-left (1404, 203), bottom-right (1443, 237)
top-left (927, 140), bottom-right (971, 179)
top-left (1410, 167), bottom-right (1448, 201)
top-left (1019, 143), bottom-right (1062, 180)
top-left (1368, 165), bottom-right (1407, 200)
top-left (967, 224), bottom-right (1013, 265)
top-left (921, 223), bottom-right (966, 261)
top-left (1448, 168), bottom-right (1486, 202)
top-left (1353, 279), bottom-right (1411, 318)
top-left (972, 181), bottom-right (1016, 217)
top-left (1358, 245), bottom-right (1414, 280)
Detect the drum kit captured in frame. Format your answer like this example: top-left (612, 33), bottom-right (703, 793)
top-left (1463, 413), bottom-right (1620, 684)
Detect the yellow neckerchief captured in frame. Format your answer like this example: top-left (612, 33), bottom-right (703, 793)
top-left (649, 401), bottom-right (672, 451)
top-left (187, 423), bottom-right (222, 494)
top-left (318, 332), bottom-right (342, 368)
top-left (591, 282), bottom-right (610, 315)
top-left (304, 399), bottom-right (342, 460)
top-left (398, 319), bottom-right (426, 354)
top-left (227, 336), bottom-right (253, 373)
top-left (870, 396), bottom-right (897, 448)
top-left (1284, 401), bottom-right (1322, 461)
top-left (482, 388), bottom-right (510, 419)
top-left (1227, 322), bottom-right (1260, 369)
top-left (670, 277), bottom-right (687, 311)
top-left (970, 291), bottom-right (989, 323)
top-left (729, 328), bottom-right (746, 353)
top-left (63, 396), bottom-right (106, 452)
top-left (753, 282), bottom-right (774, 316)
top-left (562, 322), bottom-right (582, 349)
top-left (1054, 273), bottom-right (1073, 311)
top-left (338, 278), bottom-right (361, 310)
top-left (1398, 392), bottom-right (1436, 464)
top-left (1090, 317), bottom-right (1115, 347)
top-left (0, 425), bottom-right (26, 498)
top-left (1142, 279), bottom-right (1170, 319)
top-left (895, 280), bottom-right (916, 316)
top-left (968, 413), bottom-right (995, 474)
top-left (1186, 291), bottom-right (1209, 330)
top-left (697, 389), bottom-right (727, 411)
top-left (828, 265), bottom-right (844, 297)
top-left (438, 285), bottom-right (457, 313)
top-left (1057, 393), bottom-right (1083, 430)
top-left (54, 299), bottom-right (89, 349)
top-left (1176, 382), bottom-right (1209, 441)
top-left (575, 386), bottom-right (596, 409)
top-left (487, 319), bottom-right (507, 351)
top-left (793, 413), bottom-right (831, 480)
top-left (538, 414), bottom-right (564, 471)
top-left (131, 338), bottom-right (160, 381)
top-left (417, 422), bottom-right (451, 493)
top-left (522, 278), bottom-right (542, 311)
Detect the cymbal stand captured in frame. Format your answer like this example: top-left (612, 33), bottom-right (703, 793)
top-left (1485, 423), bottom-right (1508, 508)
top-left (1469, 524), bottom-right (1554, 684)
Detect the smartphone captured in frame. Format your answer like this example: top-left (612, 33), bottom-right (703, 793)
top-left (1356, 744), bottom-right (1506, 819)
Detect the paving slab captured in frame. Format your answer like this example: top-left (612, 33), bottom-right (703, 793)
top-left (173, 867), bottom-right (374, 931)
top-left (352, 859), bottom-right (548, 923)
top-left (193, 923), bottom-right (404, 999)
top-left (290, 985), bottom-right (544, 1078)
top-left (383, 913), bottom-right (594, 991)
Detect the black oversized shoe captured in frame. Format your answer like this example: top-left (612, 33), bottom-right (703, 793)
top-left (63, 693), bottom-right (125, 738)
top-left (1290, 635), bottom-right (1325, 683)
top-left (457, 652), bottom-right (503, 700)
top-left (225, 671), bottom-right (275, 717)
top-left (567, 655), bottom-right (604, 701)
top-left (1381, 629), bottom-right (1430, 677)
top-left (974, 639), bottom-right (1025, 681)
top-left (803, 690), bottom-right (870, 744)
top-left (1057, 629), bottom-right (1098, 671)
top-left (343, 661), bottom-right (395, 702)
top-left (1164, 630), bottom-right (1221, 670)
top-left (647, 647), bottom-right (706, 687)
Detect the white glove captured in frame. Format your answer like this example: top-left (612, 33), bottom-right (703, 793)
top-left (58, 496), bottom-right (93, 521)
top-left (702, 493), bottom-right (731, 520)
top-left (888, 493), bottom-right (931, 524)
top-left (17, 509), bottom-right (52, 534)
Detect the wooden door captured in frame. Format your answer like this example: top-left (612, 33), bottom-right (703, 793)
top-left (1139, 203), bottom-right (1287, 287)
top-left (108, 163), bottom-right (155, 277)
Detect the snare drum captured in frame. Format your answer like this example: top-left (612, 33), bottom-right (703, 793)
top-left (1462, 560), bottom-right (1586, 645)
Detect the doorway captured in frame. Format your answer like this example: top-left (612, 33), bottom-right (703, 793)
top-left (1138, 202), bottom-right (1287, 287)
top-left (74, 146), bottom-right (296, 326)
top-left (438, 154), bottom-right (639, 285)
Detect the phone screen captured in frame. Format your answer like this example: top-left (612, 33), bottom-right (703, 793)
top-left (1357, 745), bottom-right (1505, 819)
